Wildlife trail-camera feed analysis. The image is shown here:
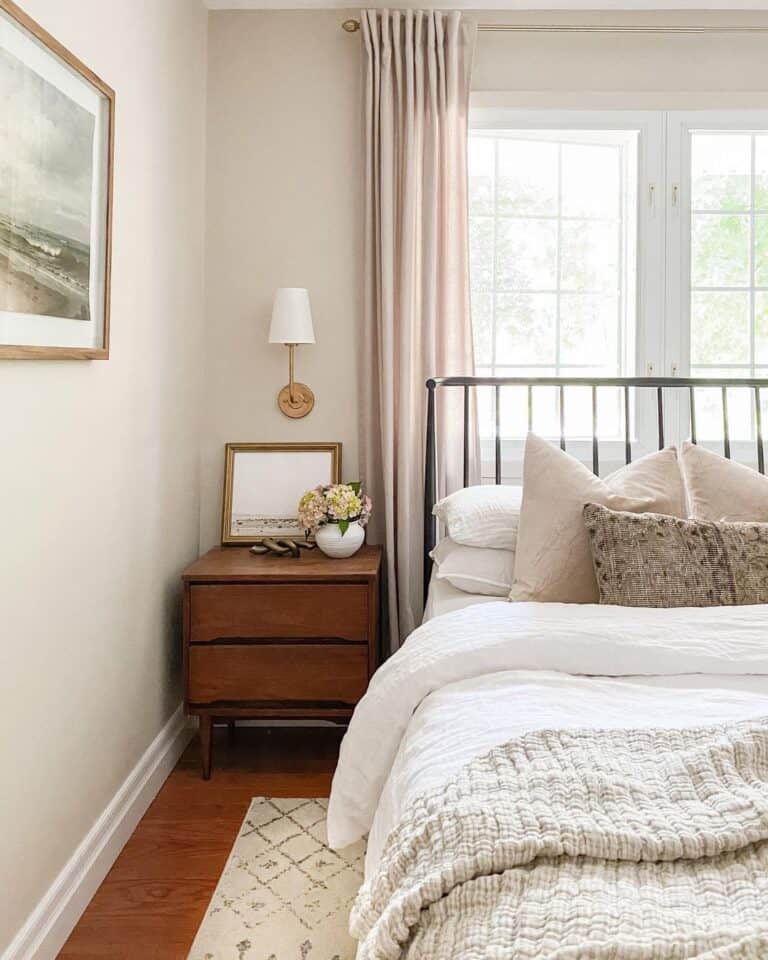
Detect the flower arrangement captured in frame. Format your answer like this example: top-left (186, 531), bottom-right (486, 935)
top-left (298, 481), bottom-right (373, 537)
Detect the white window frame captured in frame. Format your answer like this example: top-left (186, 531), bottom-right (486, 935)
top-left (470, 108), bottom-right (664, 474)
top-left (470, 106), bottom-right (768, 474)
top-left (666, 110), bottom-right (768, 454)
top-left (666, 110), bottom-right (768, 376)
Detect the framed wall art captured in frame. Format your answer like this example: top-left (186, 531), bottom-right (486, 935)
top-left (221, 442), bottom-right (342, 545)
top-left (0, 0), bottom-right (114, 359)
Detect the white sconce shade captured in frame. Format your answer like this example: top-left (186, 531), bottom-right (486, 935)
top-left (269, 288), bottom-right (316, 344)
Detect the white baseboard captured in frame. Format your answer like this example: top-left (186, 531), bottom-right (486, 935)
top-left (2, 705), bottom-right (195, 960)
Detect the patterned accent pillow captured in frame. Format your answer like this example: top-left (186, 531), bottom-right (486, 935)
top-left (583, 502), bottom-right (768, 607)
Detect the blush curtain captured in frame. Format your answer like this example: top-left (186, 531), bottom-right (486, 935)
top-left (359, 9), bottom-right (478, 653)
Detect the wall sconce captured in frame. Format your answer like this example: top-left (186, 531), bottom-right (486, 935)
top-left (269, 288), bottom-right (316, 419)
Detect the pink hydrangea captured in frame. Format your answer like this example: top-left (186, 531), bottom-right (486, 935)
top-left (296, 482), bottom-right (373, 534)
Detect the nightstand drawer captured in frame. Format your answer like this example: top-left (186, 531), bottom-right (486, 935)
top-left (188, 642), bottom-right (368, 704)
top-left (189, 583), bottom-right (368, 642)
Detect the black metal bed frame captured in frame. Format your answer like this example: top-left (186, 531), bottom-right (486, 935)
top-left (423, 375), bottom-right (768, 600)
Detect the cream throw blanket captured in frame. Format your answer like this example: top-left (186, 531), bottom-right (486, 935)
top-left (352, 719), bottom-right (768, 959)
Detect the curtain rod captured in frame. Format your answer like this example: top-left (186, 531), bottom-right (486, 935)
top-left (341, 19), bottom-right (768, 34)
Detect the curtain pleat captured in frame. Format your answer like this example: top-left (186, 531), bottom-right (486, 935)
top-left (360, 9), bottom-right (478, 653)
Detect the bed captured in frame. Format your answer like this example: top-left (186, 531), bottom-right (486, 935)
top-left (422, 573), bottom-right (499, 621)
top-left (329, 376), bottom-right (768, 959)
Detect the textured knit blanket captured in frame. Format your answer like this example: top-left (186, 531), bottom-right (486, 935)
top-left (352, 719), bottom-right (768, 959)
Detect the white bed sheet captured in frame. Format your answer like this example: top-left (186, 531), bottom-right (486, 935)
top-left (422, 572), bottom-right (500, 622)
top-left (365, 669), bottom-right (768, 877)
top-left (328, 600), bottom-right (768, 871)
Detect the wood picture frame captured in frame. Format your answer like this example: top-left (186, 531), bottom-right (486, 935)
top-left (221, 442), bottom-right (342, 546)
top-left (0, 0), bottom-right (114, 360)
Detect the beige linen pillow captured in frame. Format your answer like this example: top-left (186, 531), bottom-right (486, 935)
top-left (681, 441), bottom-right (768, 522)
top-left (584, 502), bottom-right (768, 607)
top-left (509, 433), bottom-right (687, 603)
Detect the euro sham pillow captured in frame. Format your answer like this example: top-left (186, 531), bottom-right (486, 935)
top-left (430, 537), bottom-right (515, 597)
top-left (509, 433), bottom-right (687, 604)
top-left (433, 484), bottom-right (522, 551)
top-left (584, 502), bottom-right (768, 607)
top-left (681, 440), bottom-right (768, 522)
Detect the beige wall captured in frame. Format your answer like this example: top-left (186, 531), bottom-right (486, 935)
top-left (471, 10), bottom-right (768, 105)
top-left (200, 9), bottom-right (768, 549)
top-left (0, 0), bottom-right (207, 952)
top-left (200, 11), bottom-right (363, 549)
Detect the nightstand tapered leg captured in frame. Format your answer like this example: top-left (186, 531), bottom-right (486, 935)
top-left (199, 714), bottom-right (213, 780)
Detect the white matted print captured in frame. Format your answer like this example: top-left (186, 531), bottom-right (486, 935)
top-left (0, 1), bottom-right (113, 358)
top-left (221, 442), bottom-right (342, 544)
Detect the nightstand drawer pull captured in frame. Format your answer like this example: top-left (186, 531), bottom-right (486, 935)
top-left (190, 583), bottom-right (368, 643)
top-left (188, 643), bottom-right (369, 704)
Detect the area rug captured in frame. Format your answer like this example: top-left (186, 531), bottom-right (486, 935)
top-left (187, 798), bottom-right (365, 960)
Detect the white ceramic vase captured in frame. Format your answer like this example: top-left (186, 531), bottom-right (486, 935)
top-left (315, 520), bottom-right (365, 559)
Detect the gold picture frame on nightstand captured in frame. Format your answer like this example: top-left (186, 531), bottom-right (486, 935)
top-left (221, 441), bottom-right (341, 545)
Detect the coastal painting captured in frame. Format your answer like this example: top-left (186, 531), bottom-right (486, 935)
top-left (0, 0), bottom-right (114, 358)
top-left (0, 47), bottom-right (94, 322)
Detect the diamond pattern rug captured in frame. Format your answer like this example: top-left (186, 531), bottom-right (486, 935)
top-left (187, 798), bottom-right (364, 960)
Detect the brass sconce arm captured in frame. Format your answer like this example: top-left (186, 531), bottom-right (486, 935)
top-left (278, 343), bottom-right (314, 418)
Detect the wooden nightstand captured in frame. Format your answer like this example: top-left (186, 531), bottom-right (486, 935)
top-left (182, 545), bottom-right (382, 778)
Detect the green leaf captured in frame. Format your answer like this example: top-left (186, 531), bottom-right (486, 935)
top-left (339, 519), bottom-right (349, 536)
top-left (349, 481), bottom-right (362, 495)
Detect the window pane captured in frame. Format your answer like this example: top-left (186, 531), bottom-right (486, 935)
top-left (560, 294), bottom-right (618, 365)
top-left (485, 382), bottom-right (563, 440)
top-left (688, 371), bottom-right (754, 443)
top-left (691, 134), bottom-right (750, 211)
top-left (561, 143), bottom-right (620, 219)
top-left (595, 385), bottom-right (624, 440)
top-left (560, 221), bottom-right (619, 292)
top-left (754, 136), bottom-right (768, 209)
top-left (691, 214), bottom-right (749, 287)
top-left (468, 137), bottom-right (495, 217)
top-left (754, 293), bottom-right (768, 364)
top-left (497, 378), bottom-right (554, 437)
top-left (475, 378), bottom-right (494, 440)
top-left (754, 215), bottom-right (768, 287)
top-left (496, 294), bottom-right (556, 364)
top-left (469, 217), bottom-right (493, 291)
top-left (471, 292), bottom-right (493, 365)
top-left (691, 291), bottom-right (750, 365)
top-left (495, 218), bottom-right (557, 290)
top-left (527, 385), bottom-right (561, 437)
top-left (559, 381), bottom-right (622, 439)
top-left (689, 129), bottom-right (768, 393)
top-left (497, 139), bottom-right (558, 216)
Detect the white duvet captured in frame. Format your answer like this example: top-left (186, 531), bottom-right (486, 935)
top-left (327, 601), bottom-right (768, 876)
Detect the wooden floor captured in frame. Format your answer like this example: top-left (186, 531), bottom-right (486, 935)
top-left (57, 724), bottom-right (344, 959)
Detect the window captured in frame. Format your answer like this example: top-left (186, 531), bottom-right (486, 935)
top-left (469, 129), bottom-right (638, 382)
top-left (689, 132), bottom-right (768, 379)
top-left (469, 108), bottom-right (768, 460)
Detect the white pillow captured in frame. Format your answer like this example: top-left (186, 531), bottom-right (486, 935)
top-left (509, 433), bottom-right (687, 604)
top-left (681, 441), bottom-right (768, 521)
top-left (433, 484), bottom-right (522, 550)
top-left (431, 537), bottom-right (514, 597)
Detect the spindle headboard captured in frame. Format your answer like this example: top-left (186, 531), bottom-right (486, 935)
top-left (423, 375), bottom-right (768, 601)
